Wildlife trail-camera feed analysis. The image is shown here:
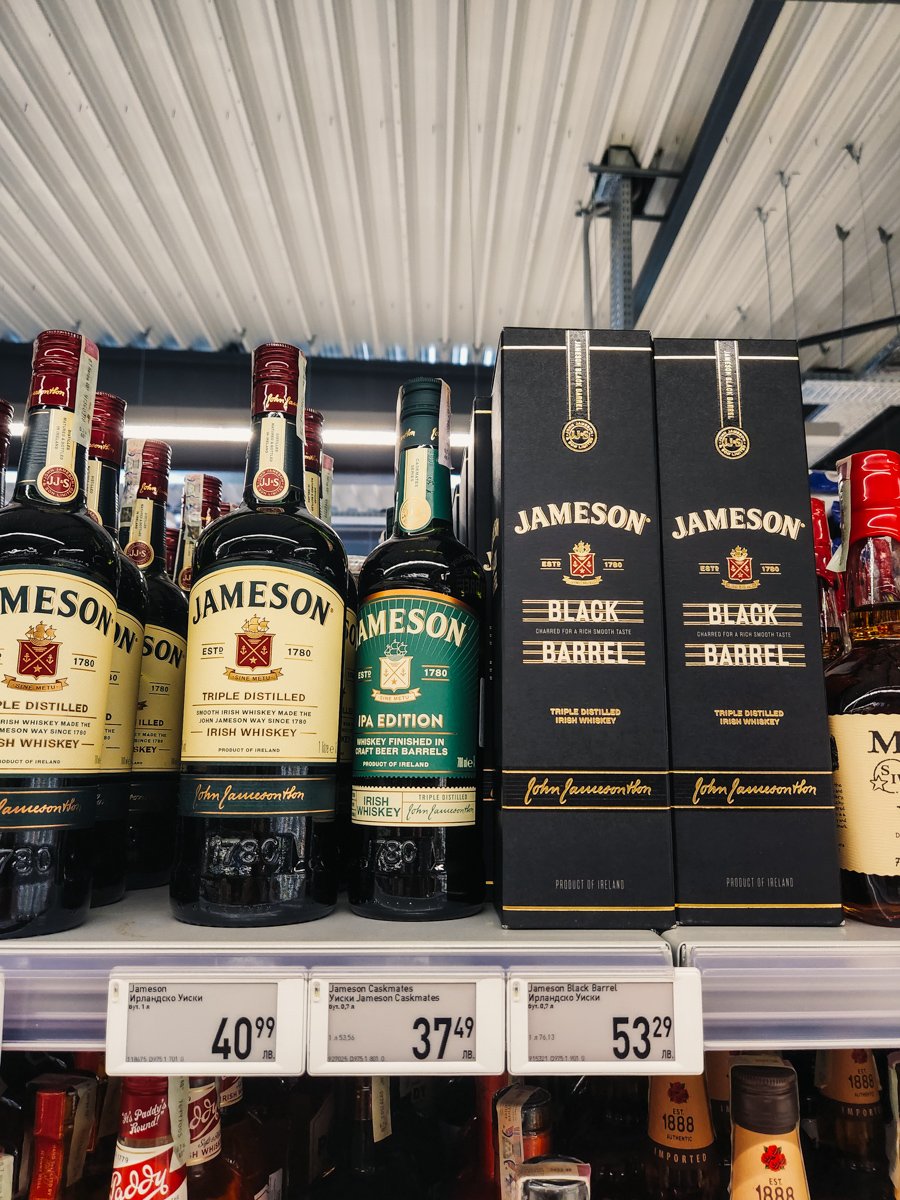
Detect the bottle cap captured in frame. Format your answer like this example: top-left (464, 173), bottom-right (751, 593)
top-left (118, 1077), bottom-right (172, 1141)
top-left (90, 391), bottom-right (127, 466)
top-left (731, 1065), bottom-right (799, 1135)
top-left (251, 342), bottom-right (306, 417)
top-left (810, 497), bottom-right (836, 581)
top-left (29, 329), bottom-right (98, 412)
top-left (521, 1088), bottom-right (553, 1135)
top-left (841, 450), bottom-right (900, 545)
top-left (202, 473), bottom-right (222, 514)
top-left (131, 439), bottom-right (172, 504)
top-left (399, 376), bottom-right (444, 417)
top-left (305, 407), bottom-right (324, 470)
top-left (523, 1183), bottom-right (588, 1200)
top-left (0, 399), bottom-right (13, 431)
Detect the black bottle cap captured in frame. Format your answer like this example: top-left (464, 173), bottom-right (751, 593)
top-left (399, 376), bottom-right (445, 418)
top-left (521, 1087), bottom-right (552, 1135)
top-left (731, 1065), bottom-right (799, 1135)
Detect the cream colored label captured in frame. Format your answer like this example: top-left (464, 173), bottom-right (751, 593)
top-left (187, 1082), bottom-right (221, 1165)
top-left (321, 463), bottom-right (333, 524)
top-left (0, 568), bottom-right (115, 773)
top-left (731, 1125), bottom-right (810, 1200)
top-left (0, 1153), bottom-right (13, 1200)
top-left (372, 1077), bottom-right (392, 1144)
top-left (124, 497), bottom-right (155, 566)
top-left (37, 409), bottom-right (79, 501)
top-left (86, 457), bottom-right (102, 520)
top-left (73, 335), bottom-right (99, 446)
top-left (305, 471), bottom-right (320, 518)
top-left (815, 1049), bottom-right (880, 1103)
top-left (351, 785), bottom-right (476, 826)
top-left (253, 415), bottom-right (289, 501)
top-left (132, 624), bottom-right (187, 772)
top-left (398, 447), bottom-right (433, 531)
top-left (181, 564), bottom-right (343, 763)
top-left (218, 1077), bottom-right (242, 1109)
top-left (831, 713), bottom-right (900, 875)
top-left (648, 1076), bottom-right (715, 1152)
top-left (102, 609), bottom-right (144, 772)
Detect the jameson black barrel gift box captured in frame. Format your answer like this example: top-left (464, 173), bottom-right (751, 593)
top-left (654, 338), bottom-right (841, 925)
top-left (491, 327), bottom-right (674, 928)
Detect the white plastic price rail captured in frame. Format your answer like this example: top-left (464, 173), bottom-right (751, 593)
top-left (105, 969), bottom-right (305, 1075)
top-left (507, 968), bottom-right (703, 1075)
top-left (307, 970), bottom-right (505, 1076)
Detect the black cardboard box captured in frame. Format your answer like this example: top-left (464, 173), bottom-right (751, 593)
top-left (492, 327), bottom-right (674, 928)
top-left (654, 338), bottom-right (841, 925)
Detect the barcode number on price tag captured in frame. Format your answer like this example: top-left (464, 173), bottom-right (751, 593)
top-left (508, 969), bottom-right (703, 1075)
top-left (307, 972), bottom-right (505, 1076)
top-left (105, 971), bottom-right (305, 1076)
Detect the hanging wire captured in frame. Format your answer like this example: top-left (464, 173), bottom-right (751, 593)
top-left (845, 143), bottom-right (878, 316)
top-left (836, 224), bottom-right (851, 369)
top-left (756, 207), bottom-right (775, 338)
top-left (778, 172), bottom-right (799, 340)
top-left (880, 227), bottom-right (900, 337)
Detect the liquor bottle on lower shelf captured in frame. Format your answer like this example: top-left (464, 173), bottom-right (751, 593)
top-left (0, 399), bottom-right (13, 505)
top-left (449, 1075), bottom-right (508, 1199)
top-left (171, 343), bottom-right (346, 927)
top-left (27, 1081), bottom-right (95, 1200)
top-left (119, 440), bottom-right (188, 889)
top-left (217, 1078), bottom-right (269, 1200)
top-left (571, 1077), bottom-right (646, 1199)
top-left (826, 451), bottom-right (900, 925)
top-left (814, 1050), bottom-right (890, 1198)
top-left (308, 1079), bottom-right (417, 1200)
top-left (645, 1074), bottom-right (721, 1200)
top-left (349, 378), bottom-right (484, 920)
top-left (496, 1085), bottom-right (554, 1200)
top-left (110, 1078), bottom-right (186, 1200)
top-left (70, 1053), bottom-right (121, 1200)
top-left (812, 496), bottom-right (847, 664)
top-left (730, 1065), bottom-right (810, 1200)
top-left (186, 1079), bottom-right (239, 1200)
top-left (85, 393), bottom-right (148, 907)
top-left (174, 474), bottom-right (222, 594)
top-left (0, 330), bottom-right (118, 937)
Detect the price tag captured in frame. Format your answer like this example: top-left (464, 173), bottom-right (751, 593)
top-left (307, 971), bottom-right (505, 1076)
top-left (508, 968), bottom-right (703, 1075)
top-left (105, 971), bottom-right (305, 1076)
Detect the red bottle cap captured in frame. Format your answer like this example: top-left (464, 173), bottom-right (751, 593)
top-left (118, 1078), bottom-right (172, 1142)
top-left (90, 391), bottom-right (127, 466)
top-left (842, 450), bottom-right (900, 545)
top-left (202, 474), bottom-right (222, 514)
top-left (305, 407), bottom-right (324, 452)
top-left (134, 439), bottom-right (172, 504)
top-left (251, 342), bottom-right (305, 417)
top-left (29, 329), bottom-right (98, 412)
top-left (810, 497), bottom-right (836, 580)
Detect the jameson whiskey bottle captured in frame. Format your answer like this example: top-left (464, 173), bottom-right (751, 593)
top-left (815, 1050), bottom-right (890, 1198)
top-left (186, 1079), bottom-right (238, 1200)
top-left (731, 1065), bottom-right (810, 1200)
top-left (812, 497), bottom-right (846, 664)
top-left (304, 407), bottom-right (324, 517)
top-left (349, 378), bottom-right (484, 920)
top-left (110, 1078), bottom-right (187, 1200)
top-left (321, 453), bottom-right (334, 525)
top-left (120, 440), bottom-right (188, 889)
top-left (165, 528), bottom-right (178, 576)
top-left (172, 342), bottom-right (346, 926)
top-left (645, 1074), bottom-right (721, 1199)
top-left (86, 393), bottom-right (149, 907)
top-left (0, 330), bottom-right (118, 937)
top-left (826, 451), bottom-right (900, 925)
top-left (174, 474), bottom-right (222, 594)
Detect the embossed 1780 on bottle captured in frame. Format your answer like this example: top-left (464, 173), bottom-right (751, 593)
top-left (349, 378), bottom-right (484, 920)
top-left (171, 342), bottom-right (347, 926)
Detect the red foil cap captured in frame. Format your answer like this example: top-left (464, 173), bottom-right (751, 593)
top-left (203, 474), bottom-right (222, 514)
top-left (29, 329), bottom-right (98, 412)
top-left (134, 439), bottom-right (172, 504)
top-left (843, 451), bottom-right (900, 545)
top-left (118, 1078), bottom-right (172, 1141)
top-left (33, 1090), bottom-right (68, 1139)
top-left (251, 342), bottom-right (305, 417)
top-left (90, 391), bottom-right (126, 465)
top-left (305, 407), bottom-right (324, 450)
top-left (810, 498), bottom-right (835, 580)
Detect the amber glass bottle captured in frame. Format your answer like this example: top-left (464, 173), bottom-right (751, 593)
top-left (814, 1050), bottom-right (890, 1198)
top-left (449, 1074), bottom-right (508, 1199)
top-left (186, 1078), bottom-right (239, 1200)
top-left (730, 1065), bottom-right (810, 1200)
top-left (217, 1078), bottom-right (269, 1200)
top-left (645, 1074), bottom-right (721, 1199)
top-left (826, 450), bottom-right (900, 925)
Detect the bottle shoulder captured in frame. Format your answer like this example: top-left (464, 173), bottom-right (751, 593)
top-left (144, 570), bottom-right (189, 637)
top-left (825, 641), bottom-right (900, 714)
top-left (358, 531), bottom-right (483, 611)
top-left (0, 501), bottom-right (119, 591)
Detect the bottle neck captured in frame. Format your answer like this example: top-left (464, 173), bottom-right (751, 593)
top-left (120, 494), bottom-right (169, 575)
top-left (348, 1087), bottom-right (380, 1178)
top-left (243, 412), bottom-right (308, 511)
top-left (13, 407), bottom-right (88, 510)
top-left (86, 458), bottom-right (121, 536)
top-left (846, 537), bottom-right (900, 641)
top-left (218, 1077), bottom-right (244, 1122)
top-left (392, 442), bottom-right (452, 538)
top-left (187, 1080), bottom-right (222, 1168)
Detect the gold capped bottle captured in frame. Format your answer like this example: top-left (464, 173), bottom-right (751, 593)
top-left (645, 1074), bottom-right (721, 1199)
top-left (174, 475), bottom-right (222, 595)
top-left (0, 330), bottom-right (118, 936)
top-left (171, 343), bottom-right (346, 926)
top-left (349, 378), bottom-right (484, 920)
top-left (120, 440), bottom-right (188, 889)
top-left (826, 451), bottom-right (900, 924)
top-left (730, 1064), bottom-right (810, 1200)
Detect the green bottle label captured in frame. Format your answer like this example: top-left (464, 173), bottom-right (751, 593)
top-left (352, 589), bottom-right (478, 824)
top-left (395, 449), bottom-right (452, 533)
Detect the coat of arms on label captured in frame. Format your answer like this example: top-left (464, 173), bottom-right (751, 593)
top-left (562, 541), bottom-right (601, 586)
top-left (372, 641), bottom-right (420, 704)
top-left (4, 623), bottom-right (68, 691)
top-left (723, 545), bottom-right (759, 590)
top-left (225, 616), bottom-right (283, 682)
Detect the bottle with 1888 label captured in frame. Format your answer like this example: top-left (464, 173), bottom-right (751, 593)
top-left (171, 342), bottom-right (347, 926)
top-left (0, 329), bottom-right (118, 936)
top-left (730, 1065), bottom-right (810, 1200)
top-left (349, 377), bottom-right (484, 920)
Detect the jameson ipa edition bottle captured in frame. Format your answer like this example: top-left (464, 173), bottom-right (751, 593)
top-left (119, 440), bottom-right (188, 889)
top-left (645, 1074), bottom-right (721, 1199)
top-left (815, 1049), bottom-right (890, 1195)
top-left (730, 1065), bottom-right (810, 1200)
top-left (175, 475), bottom-right (222, 594)
top-left (110, 1078), bottom-right (187, 1200)
top-left (0, 330), bottom-right (118, 937)
top-left (349, 378), bottom-right (484, 920)
top-left (86, 393), bottom-right (149, 907)
top-left (826, 451), bottom-right (900, 925)
top-left (172, 342), bottom-right (347, 926)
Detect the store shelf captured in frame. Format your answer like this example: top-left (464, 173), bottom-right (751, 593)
top-left (0, 891), bottom-right (672, 1050)
top-left (664, 923), bottom-right (900, 1049)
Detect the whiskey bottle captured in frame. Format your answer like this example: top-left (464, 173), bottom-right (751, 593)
top-left (110, 1078), bottom-right (186, 1200)
top-left (571, 1077), bottom-right (646, 1199)
top-left (0, 399), bottom-right (12, 505)
top-left (86, 393), bottom-right (148, 907)
top-left (645, 1074), bottom-right (721, 1199)
top-left (320, 453), bottom-right (334, 525)
top-left (217, 1078), bottom-right (268, 1200)
top-left (186, 1079), bottom-right (239, 1200)
top-left (349, 378), bottom-right (484, 920)
top-left (304, 407), bottom-right (324, 517)
top-left (172, 342), bottom-right (346, 926)
top-left (174, 474), bottom-right (222, 594)
top-left (308, 1079), bottom-right (417, 1200)
top-left (814, 1050), bottom-right (890, 1198)
top-left (826, 450), bottom-right (900, 925)
top-left (448, 1074), bottom-right (509, 1199)
top-left (730, 1065), bottom-right (810, 1200)
top-left (0, 330), bottom-right (117, 937)
top-left (165, 528), bottom-right (178, 576)
top-left (812, 497), bottom-right (845, 664)
top-left (120, 440), bottom-right (188, 889)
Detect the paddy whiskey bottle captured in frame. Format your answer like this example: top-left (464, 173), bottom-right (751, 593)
top-left (645, 1074), bottom-right (721, 1199)
top-left (86, 393), bottom-right (148, 906)
top-left (171, 342), bottom-right (346, 926)
top-left (110, 1078), bottom-right (187, 1200)
top-left (186, 1079), bottom-right (239, 1200)
top-left (120, 440), bottom-right (188, 889)
top-left (0, 329), bottom-right (117, 937)
top-left (349, 378), bottom-right (483, 920)
top-left (730, 1065), bottom-right (811, 1200)
top-left (826, 451), bottom-right (900, 925)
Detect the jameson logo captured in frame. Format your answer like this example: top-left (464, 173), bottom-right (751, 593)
top-left (690, 776), bottom-right (818, 805)
top-left (225, 616), bottom-right (283, 683)
top-left (373, 639), bottom-right (420, 704)
top-left (143, 631), bottom-right (185, 670)
top-left (194, 780), bottom-right (308, 811)
top-left (5, 622), bottom-right (67, 692)
top-left (191, 577), bottom-right (333, 625)
top-left (523, 775), bottom-right (653, 805)
top-left (0, 580), bottom-right (115, 627)
top-left (357, 604), bottom-right (468, 647)
top-left (714, 339), bottom-right (750, 459)
top-left (513, 500), bottom-right (650, 536)
top-left (671, 507), bottom-right (803, 540)
top-left (0, 795), bottom-right (83, 817)
top-left (562, 329), bottom-right (597, 452)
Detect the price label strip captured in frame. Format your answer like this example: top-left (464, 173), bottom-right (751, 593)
top-left (307, 971), bottom-right (505, 1076)
top-left (105, 970), bottom-right (305, 1076)
top-left (508, 968), bottom-right (703, 1075)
